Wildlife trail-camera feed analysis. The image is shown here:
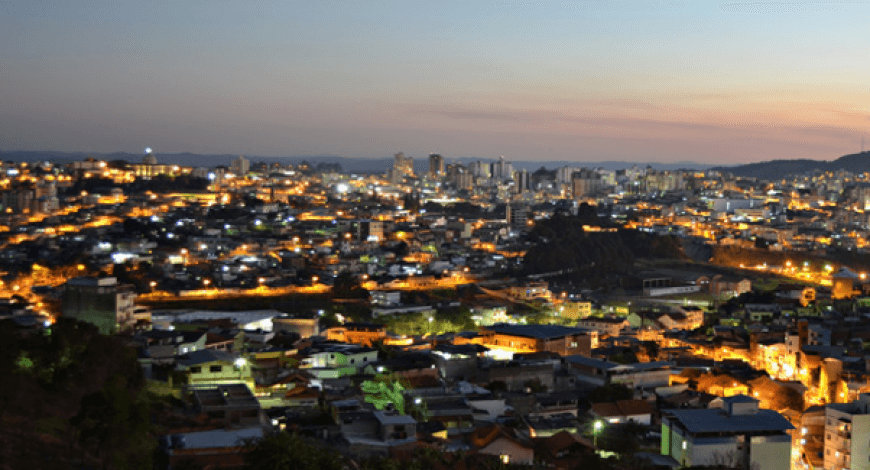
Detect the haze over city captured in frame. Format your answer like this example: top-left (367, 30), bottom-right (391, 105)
top-left (1, 1), bottom-right (869, 163)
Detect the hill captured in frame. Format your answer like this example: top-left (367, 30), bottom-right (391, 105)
top-left (714, 151), bottom-right (870, 179)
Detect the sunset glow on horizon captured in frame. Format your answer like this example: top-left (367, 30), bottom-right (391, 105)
top-left (2, 1), bottom-right (868, 164)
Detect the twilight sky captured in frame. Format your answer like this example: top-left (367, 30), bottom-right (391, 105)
top-left (1, 1), bottom-right (868, 164)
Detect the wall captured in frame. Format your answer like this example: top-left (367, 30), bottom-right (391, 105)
top-left (750, 435), bottom-right (791, 470)
top-left (690, 437), bottom-right (739, 468)
top-left (851, 414), bottom-right (870, 470)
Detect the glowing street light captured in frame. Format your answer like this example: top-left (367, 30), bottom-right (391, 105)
top-left (593, 420), bottom-right (603, 448)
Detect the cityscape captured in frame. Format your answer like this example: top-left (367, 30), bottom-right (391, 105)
top-left (3, 2), bottom-right (870, 470)
top-left (3, 149), bottom-right (870, 470)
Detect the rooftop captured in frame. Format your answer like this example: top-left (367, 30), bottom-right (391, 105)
top-left (485, 323), bottom-right (591, 340)
top-left (666, 408), bottom-right (794, 434)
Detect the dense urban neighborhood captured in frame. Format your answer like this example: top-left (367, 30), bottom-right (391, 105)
top-left (6, 150), bottom-right (870, 470)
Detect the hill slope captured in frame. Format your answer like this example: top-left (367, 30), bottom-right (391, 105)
top-left (715, 151), bottom-right (870, 179)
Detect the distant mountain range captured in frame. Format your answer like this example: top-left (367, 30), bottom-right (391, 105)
top-left (4, 149), bottom-right (867, 179)
top-left (712, 151), bottom-right (870, 180)
top-left (0, 150), bottom-right (720, 173)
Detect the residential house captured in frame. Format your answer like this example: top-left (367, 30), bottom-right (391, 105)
top-left (660, 395), bottom-right (793, 470)
top-left (176, 349), bottom-right (254, 390)
top-left (576, 317), bottom-right (628, 339)
top-left (470, 424), bottom-right (535, 465)
top-left (159, 427), bottom-right (263, 470)
top-left (590, 399), bottom-right (653, 425)
top-left (533, 431), bottom-right (594, 470)
top-left (326, 322), bottom-right (387, 347)
top-left (338, 408), bottom-right (417, 457)
top-left (135, 330), bottom-right (207, 364)
top-left (190, 383), bottom-right (264, 426)
top-left (566, 355), bottom-right (674, 388)
top-left (480, 324), bottom-right (596, 356)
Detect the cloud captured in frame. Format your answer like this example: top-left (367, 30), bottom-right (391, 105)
top-left (406, 103), bottom-right (865, 144)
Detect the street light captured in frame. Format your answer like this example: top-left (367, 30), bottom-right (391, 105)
top-left (593, 420), bottom-right (603, 449)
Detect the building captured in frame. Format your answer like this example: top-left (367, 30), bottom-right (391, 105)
top-left (700, 275), bottom-right (752, 298)
top-left (553, 301), bottom-right (593, 320)
top-left (480, 324), bottom-right (596, 356)
top-left (351, 219), bottom-right (384, 242)
top-left (514, 169), bottom-right (530, 193)
top-left (390, 152), bottom-right (414, 183)
top-left (576, 317), bottom-right (629, 339)
top-left (159, 427), bottom-right (263, 470)
top-left (428, 153), bottom-right (444, 178)
top-left (176, 349), bottom-right (254, 390)
top-left (661, 395), bottom-right (793, 470)
top-left (190, 383), bottom-right (264, 426)
top-left (590, 399), bottom-right (653, 425)
top-left (0, 183), bottom-right (36, 214)
top-left (130, 150), bottom-right (189, 178)
top-left (491, 156), bottom-right (513, 182)
top-left (507, 203), bottom-right (529, 233)
top-left (566, 356), bottom-right (674, 388)
top-left (824, 393), bottom-right (870, 470)
top-left (272, 315), bottom-right (319, 338)
top-left (572, 169), bottom-right (603, 199)
top-left (470, 424), bottom-right (534, 465)
top-left (505, 281), bottom-right (552, 302)
top-left (326, 322), bottom-right (387, 347)
top-left (61, 276), bottom-right (137, 334)
top-left (231, 155), bottom-right (250, 176)
top-left (832, 267), bottom-right (859, 300)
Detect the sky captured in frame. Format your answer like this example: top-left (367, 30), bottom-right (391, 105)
top-left (1, 1), bottom-right (868, 164)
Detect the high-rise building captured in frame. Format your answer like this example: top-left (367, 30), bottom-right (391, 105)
top-left (0, 183), bottom-right (36, 214)
top-left (390, 152), bottom-right (414, 183)
top-left (469, 161), bottom-right (491, 178)
top-left (449, 165), bottom-right (473, 191)
top-left (572, 169), bottom-right (603, 199)
top-left (824, 393), bottom-right (870, 470)
top-left (514, 169), bottom-right (530, 193)
top-left (428, 153), bottom-right (444, 178)
top-left (508, 203), bottom-right (529, 233)
top-left (491, 156), bottom-right (513, 182)
top-left (231, 155), bottom-right (250, 176)
top-left (62, 277), bottom-right (138, 334)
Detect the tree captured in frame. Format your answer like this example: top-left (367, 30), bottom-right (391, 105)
top-left (769, 386), bottom-right (804, 412)
top-left (333, 272), bottom-right (368, 299)
top-left (243, 431), bottom-right (343, 470)
top-left (587, 383), bottom-right (633, 403)
top-left (361, 373), bottom-right (408, 413)
top-left (70, 375), bottom-right (154, 469)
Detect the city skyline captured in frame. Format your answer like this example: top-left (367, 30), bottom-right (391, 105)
top-left (2, 1), bottom-right (869, 164)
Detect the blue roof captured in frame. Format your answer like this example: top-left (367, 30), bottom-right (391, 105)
top-left (177, 349), bottom-right (238, 367)
top-left (564, 355), bottom-right (619, 370)
top-left (667, 408), bottom-right (794, 434)
top-left (486, 323), bottom-right (591, 340)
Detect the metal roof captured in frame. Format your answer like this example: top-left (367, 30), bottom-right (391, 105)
top-left (666, 408), bottom-right (794, 434)
top-left (485, 323), bottom-right (591, 340)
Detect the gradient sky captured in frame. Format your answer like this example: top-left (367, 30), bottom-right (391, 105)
top-left (2, 1), bottom-right (868, 164)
